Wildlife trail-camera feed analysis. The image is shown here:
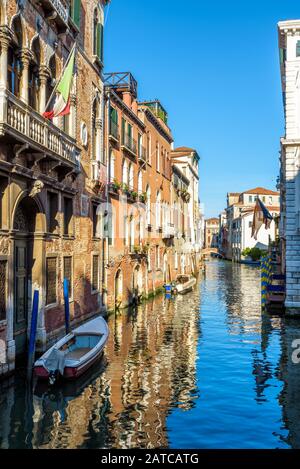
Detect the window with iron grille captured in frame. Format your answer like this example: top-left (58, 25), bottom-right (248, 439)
top-left (64, 257), bottom-right (73, 299)
top-left (63, 197), bottom-right (73, 235)
top-left (0, 260), bottom-right (7, 321)
top-left (92, 255), bottom-right (99, 291)
top-left (46, 257), bottom-right (57, 305)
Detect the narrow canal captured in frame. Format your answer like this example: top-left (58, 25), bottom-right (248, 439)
top-left (1, 260), bottom-right (300, 449)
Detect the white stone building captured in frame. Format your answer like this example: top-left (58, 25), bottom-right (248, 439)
top-left (278, 20), bottom-right (300, 314)
top-left (171, 147), bottom-right (202, 252)
top-left (224, 187), bottom-right (280, 261)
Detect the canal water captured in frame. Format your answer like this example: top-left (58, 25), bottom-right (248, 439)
top-left (1, 260), bottom-right (300, 449)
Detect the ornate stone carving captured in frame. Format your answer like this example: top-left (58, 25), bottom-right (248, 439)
top-left (29, 180), bottom-right (44, 198)
top-left (0, 237), bottom-right (10, 256)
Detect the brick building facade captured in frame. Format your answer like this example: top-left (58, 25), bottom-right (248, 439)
top-left (0, 0), bottom-right (109, 377)
top-left (103, 73), bottom-right (198, 311)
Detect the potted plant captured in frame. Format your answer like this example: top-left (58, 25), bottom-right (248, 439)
top-left (133, 245), bottom-right (141, 254)
top-left (111, 179), bottom-right (121, 192)
top-left (131, 191), bottom-right (138, 201)
top-left (122, 183), bottom-right (130, 195)
top-left (139, 192), bottom-right (147, 203)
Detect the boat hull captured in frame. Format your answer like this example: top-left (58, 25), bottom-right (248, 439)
top-left (34, 350), bottom-right (104, 380)
top-left (34, 316), bottom-right (109, 381)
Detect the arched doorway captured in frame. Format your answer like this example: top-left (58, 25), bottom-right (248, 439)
top-left (115, 269), bottom-right (123, 308)
top-left (13, 195), bottom-right (44, 356)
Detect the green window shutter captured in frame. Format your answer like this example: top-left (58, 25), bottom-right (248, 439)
top-left (122, 118), bottom-right (126, 144)
top-left (297, 42), bottom-right (300, 58)
top-left (111, 107), bottom-right (118, 124)
top-left (72, 0), bottom-right (81, 28)
top-left (96, 23), bottom-right (104, 62)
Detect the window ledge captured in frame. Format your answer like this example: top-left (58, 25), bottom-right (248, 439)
top-left (62, 235), bottom-right (75, 240)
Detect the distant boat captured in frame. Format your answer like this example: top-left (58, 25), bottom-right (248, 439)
top-left (173, 275), bottom-right (197, 295)
top-left (34, 317), bottom-right (109, 384)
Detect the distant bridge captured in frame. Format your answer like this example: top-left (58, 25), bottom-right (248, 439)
top-left (202, 248), bottom-right (224, 258)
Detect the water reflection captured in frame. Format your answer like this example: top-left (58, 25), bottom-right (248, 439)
top-left (1, 260), bottom-right (300, 448)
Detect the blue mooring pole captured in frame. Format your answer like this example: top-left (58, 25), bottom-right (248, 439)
top-left (63, 278), bottom-right (70, 335)
top-left (27, 290), bottom-right (39, 381)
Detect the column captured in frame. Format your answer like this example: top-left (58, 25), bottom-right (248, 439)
top-left (0, 27), bottom-right (12, 89)
top-left (38, 65), bottom-right (50, 115)
top-left (0, 27), bottom-right (12, 124)
top-left (19, 48), bottom-right (32, 105)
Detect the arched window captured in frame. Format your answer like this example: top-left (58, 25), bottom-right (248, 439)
top-left (93, 8), bottom-right (103, 62)
top-left (8, 16), bottom-right (23, 97)
top-left (45, 54), bottom-right (57, 118)
top-left (156, 142), bottom-right (160, 172)
top-left (138, 171), bottom-right (143, 194)
top-left (93, 9), bottom-right (98, 56)
top-left (122, 159), bottom-right (128, 185)
top-left (128, 163), bottom-right (134, 189)
top-left (146, 185), bottom-right (151, 225)
top-left (29, 38), bottom-right (40, 111)
top-left (92, 98), bottom-right (98, 160)
top-left (109, 151), bottom-right (115, 183)
top-left (156, 191), bottom-right (161, 229)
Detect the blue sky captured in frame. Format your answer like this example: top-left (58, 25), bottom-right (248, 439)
top-left (104, 0), bottom-right (297, 217)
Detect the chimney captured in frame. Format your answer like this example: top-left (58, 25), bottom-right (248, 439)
top-left (123, 91), bottom-right (132, 108)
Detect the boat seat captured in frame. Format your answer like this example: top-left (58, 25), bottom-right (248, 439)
top-left (66, 347), bottom-right (92, 360)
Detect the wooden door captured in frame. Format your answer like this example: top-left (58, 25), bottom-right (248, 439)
top-left (14, 240), bottom-right (28, 356)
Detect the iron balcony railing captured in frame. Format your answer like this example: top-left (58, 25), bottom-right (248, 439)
top-left (138, 145), bottom-right (147, 163)
top-left (121, 132), bottom-right (137, 156)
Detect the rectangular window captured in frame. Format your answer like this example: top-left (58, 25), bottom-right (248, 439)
top-left (63, 256), bottom-right (73, 299)
top-left (70, 0), bottom-right (81, 28)
top-left (46, 257), bottom-right (57, 305)
top-left (92, 255), bottom-right (99, 291)
top-left (47, 192), bottom-right (58, 234)
top-left (249, 196), bottom-right (252, 203)
top-left (63, 197), bottom-right (73, 236)
top-left (96, 23), bottom-right (104, 62)
top-left (92, 204), bottom-right (99, 238)
top-left (0, 260), bottom-right (7, 321)
top-left (297, 41), bottom-right (300, 58)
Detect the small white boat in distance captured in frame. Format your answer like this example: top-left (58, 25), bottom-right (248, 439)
top-left (34, 316), bottom-right (109, 382)
top-left (173, 275), bottom-right (197, 295)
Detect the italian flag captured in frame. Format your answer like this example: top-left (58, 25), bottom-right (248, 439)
top-left (43, 48), bottom-right (75, 119)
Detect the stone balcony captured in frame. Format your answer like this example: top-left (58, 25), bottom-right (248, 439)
top-left (34, 0), bottom-right (69, 33)
top-left (0, 91), bottom-right (80, 174)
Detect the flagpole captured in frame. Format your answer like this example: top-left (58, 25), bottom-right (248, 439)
top-left (43, 42), bottom-right (77, 114)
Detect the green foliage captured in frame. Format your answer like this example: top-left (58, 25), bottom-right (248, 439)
top-left (242, 247), bottom-right (266, 261)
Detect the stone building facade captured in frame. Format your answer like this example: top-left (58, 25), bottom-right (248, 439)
top-left (204, 218), bottom-right (219, 249)
top-left (0, 0), bottom-right (109, 377)
top-left (278, 20), bottom-right (300, 315)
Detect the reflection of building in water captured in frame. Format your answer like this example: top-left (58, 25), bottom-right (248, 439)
top-left (278, 320), bottom-right (300, 449)
top-left (221, 263), bottom-right (261, 336)
top-left (26, 293), bottom-right (200, 449)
